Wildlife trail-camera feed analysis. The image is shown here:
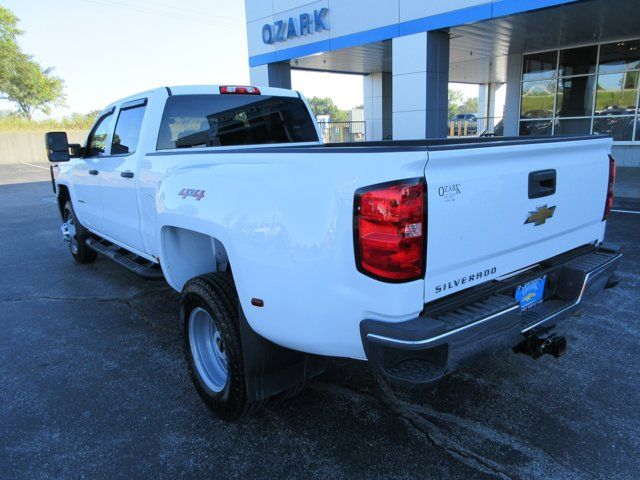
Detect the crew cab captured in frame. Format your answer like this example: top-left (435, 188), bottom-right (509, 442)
top-left (45, 85), bottom-right (621, 419)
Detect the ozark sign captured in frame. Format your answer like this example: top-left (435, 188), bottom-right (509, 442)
top-left (262, 8), bottom-right (329, 44)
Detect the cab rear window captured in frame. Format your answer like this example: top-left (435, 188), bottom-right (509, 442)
top-left (156, 94), bottom-right (318, 150)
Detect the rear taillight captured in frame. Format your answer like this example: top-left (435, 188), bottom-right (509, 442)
top-left (219, 85), bottom-right (261, 95)
top-left (603, 154), bottom-right (615, 221)
top-left (354, 178), bottom-right (426, 282)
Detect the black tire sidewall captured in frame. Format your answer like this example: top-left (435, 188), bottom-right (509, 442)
top-left (180, 275), bottom-right (249, 419)
top-left (63, 201), bottom-right (96, 263)
top-left (182, 295), bottom-right (232, 403)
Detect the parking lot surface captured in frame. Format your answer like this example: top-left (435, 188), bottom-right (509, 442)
top-left (1, 164), bottom-right (638, 479)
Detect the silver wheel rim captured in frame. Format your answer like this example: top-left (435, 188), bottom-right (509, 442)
top-left (64, 211), bottom-right (79, 254)
top-left (188, 307), bottom-right (228, 393)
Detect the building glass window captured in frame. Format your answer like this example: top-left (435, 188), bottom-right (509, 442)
top-left (521, 80), bottom-right (556, 118)
top-left (595, 71), bottom-right (638, 115)
top-left (558, 46), bottom-right (598, 77)
top-left (523, 51), bottom-right (558, 81)
top-left (556, 76), bottom-right (596, 117)
top-left (593, 116), bottom-right (635, 141)
top-left (555, 118), bottom-right (591, 135)
top-left (599, 40), bottom-right (640, 73)
top-left (521, 39), bottom-right (640, 143)
top-left (519, 120), bottom-right (553, 136)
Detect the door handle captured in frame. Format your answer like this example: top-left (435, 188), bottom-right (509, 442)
top-left (121, 171), bottom-right (134, 178)
top-left (528, 169), bottom-right (556, 199)
top-left (89, 169), bottom-right (99, 176)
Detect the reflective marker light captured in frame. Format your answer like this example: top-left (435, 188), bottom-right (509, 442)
top-left (603, 154), bottom-right (615, 221)
top-left (354, 178), bottom-right (426, 282)
top-left (251, 298), bottom-right (264, 307)
top-left (219, 85), bottom-right (261, 95)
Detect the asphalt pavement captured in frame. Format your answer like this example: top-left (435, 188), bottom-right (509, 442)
top-left (1, 163), bottom-right (638, 479)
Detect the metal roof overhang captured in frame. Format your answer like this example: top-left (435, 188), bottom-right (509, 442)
top-left (289, 0), bottom-right (640, 83)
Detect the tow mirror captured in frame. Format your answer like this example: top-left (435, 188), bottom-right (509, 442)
top-left (45, 131), bottom-right (70, 162)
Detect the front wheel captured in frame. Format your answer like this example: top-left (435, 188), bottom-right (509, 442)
top-left (62, 201), bottom-right (96, 263)
top-left (180, 273), bottom-right (265, 420)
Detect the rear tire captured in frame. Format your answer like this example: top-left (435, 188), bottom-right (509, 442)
top-left (62, 201), bottom-right (97, 264)
top-left (180, 273), bottom-right (265, 420)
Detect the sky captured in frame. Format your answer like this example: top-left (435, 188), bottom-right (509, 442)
top-left (0, 0), bottom-right (477, 118)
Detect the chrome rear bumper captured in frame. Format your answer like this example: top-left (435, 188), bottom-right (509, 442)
top-left (361, 244), bottom-right (622, 385)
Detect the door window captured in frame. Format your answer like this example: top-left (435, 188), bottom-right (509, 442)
top-left (112, 102), bottom-right (146, 155)
top-left (86, 112), bottom-right (114, 156)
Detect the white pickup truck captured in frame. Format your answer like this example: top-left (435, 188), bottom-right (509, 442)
top-left (45, 85), bottom-right (621, 419)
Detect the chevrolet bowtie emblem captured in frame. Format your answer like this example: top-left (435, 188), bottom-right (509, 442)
top-left (525, 205), bottom-right (556, 226)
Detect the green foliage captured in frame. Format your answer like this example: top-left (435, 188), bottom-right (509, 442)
top-left (0, 5), bottom-right (21, 88)
top-left (448, 89), bottom-right (465, 113)
top-left (461, 96), bottom-right (478, 116)
top-left (0, 111), bottom-right (97, 132)
top-left (448, 89), bottom-right (479, 119)
top-left (595, 89), bottom-right (638, 111)
top-left (310, 91), bottom-right (480, 123)
top-left (307, 96), bottom-right (349, 122)
top-left (0, 5), bottom-right (65, 120)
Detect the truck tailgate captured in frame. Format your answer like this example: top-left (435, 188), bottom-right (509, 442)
top-left (423, 137), bottom-right (612, 303)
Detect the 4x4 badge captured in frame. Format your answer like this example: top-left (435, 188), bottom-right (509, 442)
top-left (525, 205), bottom-right (556, 226)
top-left (178, 188), bottom-right (205, 201)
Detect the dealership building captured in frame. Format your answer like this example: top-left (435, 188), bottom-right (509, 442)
top-left (244, 0), bottom-right (640, 166)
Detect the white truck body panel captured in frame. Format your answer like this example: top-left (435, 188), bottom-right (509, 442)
top-left (52, 85), bottom-right (614, 361)
top-left (149, 149), bottom-right (429, 359)
top-left (423, 137), bottom-right (610, 302)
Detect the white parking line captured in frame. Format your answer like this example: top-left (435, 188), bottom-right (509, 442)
top-left (612, 209), bottom-right (640, 215)
top-left (20, 162), bottom-right (50, 170)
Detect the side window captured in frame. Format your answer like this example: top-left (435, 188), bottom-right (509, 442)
top-left (112, 102), bottom-right (146, 155)
top-left (86, 112), bottom-right (114, 156)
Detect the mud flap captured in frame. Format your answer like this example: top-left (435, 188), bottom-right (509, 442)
top-left (237, 309), bottom-right (327, 402)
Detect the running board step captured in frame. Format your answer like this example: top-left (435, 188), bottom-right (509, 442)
top-left (85, 238), bottom-right (164, 280)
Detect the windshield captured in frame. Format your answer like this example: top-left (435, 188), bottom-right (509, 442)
top-left (156, 94), bottom-right (318, 150)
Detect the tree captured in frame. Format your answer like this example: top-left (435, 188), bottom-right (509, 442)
top-left (462, 96), bottom-right (479, 116)
top-left (0, 6), bottom-right (65, 120)
top-left (307, 96), bottom-right (349, 122)
top-left (448, 89), bottom-right (465, 117)
top-left (0, 5), bottom-right (21, 87)
top-left (2, 54), bottom-right (65, 120)
top-left (448, 88), bottom-right (479, 119)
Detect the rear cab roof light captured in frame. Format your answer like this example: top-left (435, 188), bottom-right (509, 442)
top-left (219, 85), bottom-right (261, 95)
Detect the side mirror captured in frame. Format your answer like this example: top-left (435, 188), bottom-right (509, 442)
top-left (45, 132), bottom-right (70, 162)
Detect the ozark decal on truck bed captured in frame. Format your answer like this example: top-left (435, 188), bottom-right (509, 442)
top-left (178, 188), bottom-right (205, 201)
